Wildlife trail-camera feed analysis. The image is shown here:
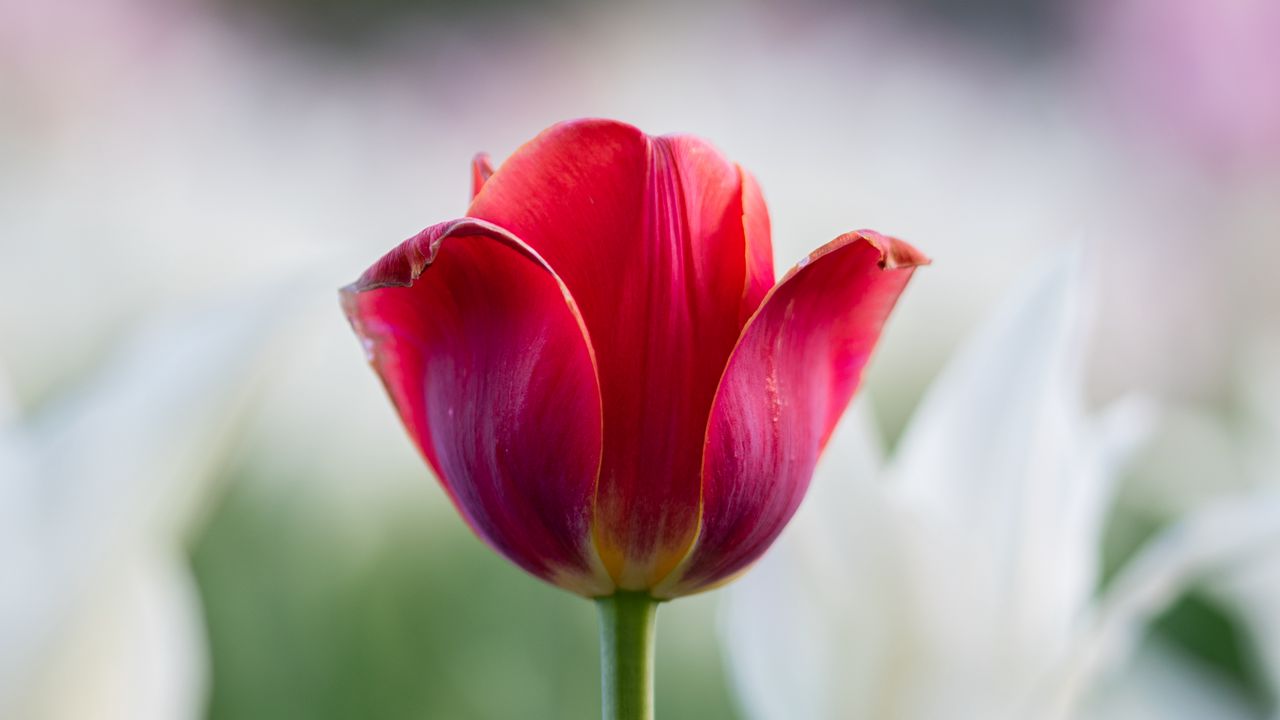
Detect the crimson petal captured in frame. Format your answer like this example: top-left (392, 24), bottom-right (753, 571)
top-left (469, 119), bottom-right (774, 588)
top-left (342, 218), bottom-right (611, 596)
top-left (655, 231), bottom-right (927, 597)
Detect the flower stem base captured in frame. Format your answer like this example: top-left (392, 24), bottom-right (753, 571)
top-left (596, 591), bottom-right (659, 720)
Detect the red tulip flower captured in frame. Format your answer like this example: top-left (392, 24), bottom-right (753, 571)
top-left (342, 118), bottom-right (925, 718)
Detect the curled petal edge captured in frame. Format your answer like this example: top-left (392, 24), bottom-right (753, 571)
top-left (342, 217), bottom-right (614, 597)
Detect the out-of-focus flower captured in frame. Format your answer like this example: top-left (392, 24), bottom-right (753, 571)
top-left (721, 253), bottom-right (1187, 720)
top-left (342, 118), bottom-right (926, 599)
top-left (1036, 341), bottom-right (1280, 720)
top-left (0, 295), bottom-right (281, 720)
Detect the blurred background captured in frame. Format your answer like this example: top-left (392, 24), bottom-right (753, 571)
top-left (2, 0), bottom-right (1278, 717)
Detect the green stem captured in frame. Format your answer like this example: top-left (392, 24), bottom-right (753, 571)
top-left (596, 591), bottom-right (659, 720)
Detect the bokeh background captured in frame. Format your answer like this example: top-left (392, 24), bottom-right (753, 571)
top-left (3, 0), bottom-right (1279, 717)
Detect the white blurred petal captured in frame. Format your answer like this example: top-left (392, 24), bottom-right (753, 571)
top-left (1123, 404), bottom-right (1252, 518)
top-left (1048, 489), bottom-right (1280, 716)
top-left (881, 251), bottom-right (1112, 716)
top-left (0, 289), bottom-right (287, 717)
top-left (720, 540), bottom-right (833, 720)
top-left (32, 289), bottom-right (286, 544)
top-left (21, 551), bottom-right (207, 720)
top-left (1093, 397), bottom-right (1160, 482)
top-left (1084, 639), bottom-right (1260, 720)
top-left (722, 401), bottom-right (892, 720)
top-left (0, 364), bottom-right (17, 429)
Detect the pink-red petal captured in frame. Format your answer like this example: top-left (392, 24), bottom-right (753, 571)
top-left (342, 218), bottom-right (611, 596)
top-left (470, 153), bottom-right (494, 199)
top-left (655, 231), bottom-right (927, 597)
top-left (468, 119), bottom-right (774, 588)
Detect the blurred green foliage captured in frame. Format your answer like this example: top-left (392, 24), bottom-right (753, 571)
top-left (1154, 592), bottom-right (1274, 714)
top-left (190, 469), bottom-right (1277, 719)
top-left (1102, 505), bottom-right (1274, 715)
top-left (191, 475), bottom-right (738, 720)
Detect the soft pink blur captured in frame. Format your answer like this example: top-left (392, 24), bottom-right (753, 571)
top-left (1077, 0), bottom-right (1280, 173)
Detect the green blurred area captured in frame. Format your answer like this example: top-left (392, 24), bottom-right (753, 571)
top-left (191, 472), bottom-right (738, 720)
top-left (1101, 504), bottom-right (1275, 715)
top-left (187, 419), bottom-right (1274, 720)
top-left (189, 464), bottom-right (1275, 720)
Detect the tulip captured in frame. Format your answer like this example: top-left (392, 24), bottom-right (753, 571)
top-left (341, 118), bottom-right (925, 719)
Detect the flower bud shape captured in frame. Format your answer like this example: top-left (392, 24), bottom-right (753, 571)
top-left (341, 119), bottom-right (926, 598)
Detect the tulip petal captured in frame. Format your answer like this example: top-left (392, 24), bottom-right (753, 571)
top-left (469, 119), bottom-right (773, 588)
top-left (656, 231), bottom-right (925, 596)
top-left (470, 153), bottom-right (494, 199)
top-left (738, 167), bottom-right (774, 324)
top-left (342, 218), bottom-right (611, 596)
